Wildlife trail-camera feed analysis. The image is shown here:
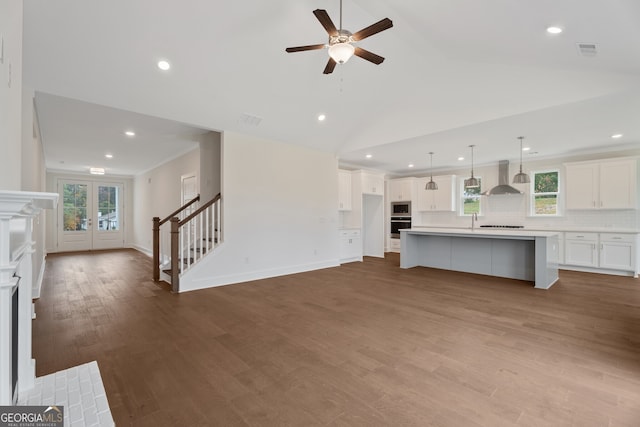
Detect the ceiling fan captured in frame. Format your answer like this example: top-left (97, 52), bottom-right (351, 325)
top-left (285, 0), bottom-right (393, 74)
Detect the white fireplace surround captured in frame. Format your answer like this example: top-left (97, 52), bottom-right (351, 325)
top-left (0, 190), bottom-right (58, 405)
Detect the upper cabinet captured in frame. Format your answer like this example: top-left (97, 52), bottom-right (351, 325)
top-left (565, 158), bottom-right (637, 209)
top-left (416, 175), bottom-right (456, 211)
top-left (338, 170), bottom-right (352, 211)
top-left (360, 171), bottom-right (385, 195)
top-left (388, 178), bottom-right (415, 202)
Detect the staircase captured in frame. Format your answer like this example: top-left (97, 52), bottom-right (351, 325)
top-left (152, 193), bottom-right (222, 292)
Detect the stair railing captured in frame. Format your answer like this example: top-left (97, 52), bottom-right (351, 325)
top-left (152, 195), bottom-right (200, 282)
top-left (169, 193), bottom-right (222, 291)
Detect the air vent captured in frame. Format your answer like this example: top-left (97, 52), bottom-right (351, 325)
top-left (239, 113), bottom-right (262, 127)
top-left (577, 43), bottom-right (598, 57)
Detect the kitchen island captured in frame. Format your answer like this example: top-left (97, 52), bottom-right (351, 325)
top-left (400, 228), bottom-right (560, 289)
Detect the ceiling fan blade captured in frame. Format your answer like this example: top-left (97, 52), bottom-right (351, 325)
top-left (285, 44), bottom-right (326, 53)
top-left (313, 9), bottom-right (338, 37)
top-left (352, 18), bottom-right (393, 41)
top-left (323, 58), bottom-right (337, 74)
top-left (354, 47), bottom-right (385, 65)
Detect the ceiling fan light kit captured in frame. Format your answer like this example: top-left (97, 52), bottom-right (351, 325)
top-left (329, 42), bottom-right (355, 64)
top-left (285, 0), bottom-right (393, 74)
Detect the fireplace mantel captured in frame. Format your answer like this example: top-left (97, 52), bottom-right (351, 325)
top-left (0, 190), bottom-right (58, 405)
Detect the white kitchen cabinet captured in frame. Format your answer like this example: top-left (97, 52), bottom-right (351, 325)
top-left (338, 170), bottom-right (352, 211)
top-left (360, 171), bottom-right (385, 195)
top-left (388, 178), bottom-right (415, 202)
top-left (389, 237), bottom-right (401, 253)
top-left (416, 175), bottom-right (456, 211)
top-left (339, 229), bottom-right (362, 263)
top-left (599, 233), bottom-right (635, 272)
top-left (565, 158), bottom-right (637, 209)
top-left (564, 232), bottom-right (598, 267)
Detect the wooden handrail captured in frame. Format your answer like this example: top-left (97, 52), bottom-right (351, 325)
top-left (159, 195), bottom-right (200, 226)
top-left (170, 217), bottom-right (180, 292)
top-left (179, 193), bottom-right (221, 227)
top-left (153, 193), bottom-right (222, 289)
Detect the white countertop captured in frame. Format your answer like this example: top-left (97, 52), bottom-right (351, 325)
top-left (402, 227), bottom-right (559, 238)
top-left (412, 225), bottom-right (639, 234)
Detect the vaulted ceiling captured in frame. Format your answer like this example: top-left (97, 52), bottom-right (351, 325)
top-left (23, 0), bottom-right (640, 176)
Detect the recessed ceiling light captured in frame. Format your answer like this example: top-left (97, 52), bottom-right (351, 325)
top-left (318, 114), bottom-right (326, 121)
top-left (408, 164), bottom-right (414, 168)
top-left (458, 157), bottom-right (465, 161)
top-left (125, 131), bottom-right (135, 137)
top-left (157, 60), bottom-right (171, 71)
top-left (522, 147), bottom-right (531, 151)
top-left (89, 167), bottom-right (105, 175)
top-left (105, 154), bottom-right (113, 159)
top-left (365, 154), bottom-right (372, 159)
top-left (611, 133), bottom-right (623, 139)
top-left (546, 26), bottom-right (563, 34)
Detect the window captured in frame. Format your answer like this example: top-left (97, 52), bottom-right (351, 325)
top-left (531, 170), bottom-right (559, 215)
top-left (63, 183), bottom-right (88, 231)
top-left (461, 177), bottom-right (482, 216)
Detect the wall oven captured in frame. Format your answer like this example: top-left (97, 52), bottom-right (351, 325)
top-left (390, 216), bottom-right (411, 238)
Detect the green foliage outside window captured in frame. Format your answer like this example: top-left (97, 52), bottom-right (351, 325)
top-left (462, 178), bottom-right (481, 215)
top-left (533, 171), bottom-right (559, 215)
top-left (63, 184), bottom-right (88, 231)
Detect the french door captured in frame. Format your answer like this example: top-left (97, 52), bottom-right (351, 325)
top-left (58, 180), bottom-right (124, 252)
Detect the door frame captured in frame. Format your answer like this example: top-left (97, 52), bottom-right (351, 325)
top-left (55, 177), bottom-right (126, 252)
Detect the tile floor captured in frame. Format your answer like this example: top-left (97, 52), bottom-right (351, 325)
top-left (17, 361), bottom-right (114, 427)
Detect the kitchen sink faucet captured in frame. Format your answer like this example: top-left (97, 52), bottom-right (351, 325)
top-left (471, 212), bottom-right (478, 230)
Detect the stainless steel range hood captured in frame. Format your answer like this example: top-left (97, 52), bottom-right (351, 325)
top-left (481, 160), bottom-right (523, 196)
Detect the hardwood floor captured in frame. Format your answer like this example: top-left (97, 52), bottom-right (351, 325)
top-left (34, 249), bottom-right (640, 426)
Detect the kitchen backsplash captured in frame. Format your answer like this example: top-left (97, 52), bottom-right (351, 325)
top-left (416, 194), bottom-right (639, 230)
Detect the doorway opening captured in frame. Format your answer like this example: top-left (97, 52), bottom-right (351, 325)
top-left (57, 180), bottom-right (124, 252)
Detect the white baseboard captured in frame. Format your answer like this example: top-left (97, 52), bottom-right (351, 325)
top-left (559, 265), bottom-right (637, 278)
top-left (180, 259), bottom-right (340, 293)
top-left (130, 244), bottom-right (152, 258)
top-left (32, 257), bottom-right (47, 300)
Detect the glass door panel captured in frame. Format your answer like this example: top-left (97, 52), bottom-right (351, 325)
top-left (58, 180), bottom-right (124, 251)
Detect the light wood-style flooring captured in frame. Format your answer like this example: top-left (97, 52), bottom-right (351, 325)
top-left (34, 250), bottom-right (640, 426)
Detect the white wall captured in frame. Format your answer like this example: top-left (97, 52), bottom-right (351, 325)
top-left (180, 131), bottom-right (340, 292)
top-left (21, 88), bottom-right (46, 192)
top-left (21, 87), bottom-right (49, 294)
top-left (132, 148), bottom-right (199, 254)
top-left (199, 131), bottom-right (221, 202)
top-left (0, 0), bottom-right (23, 190)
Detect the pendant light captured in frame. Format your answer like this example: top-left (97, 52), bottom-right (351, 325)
top-left (425, 152), bottom-right (438, 190)
top-left (512, 136), bottom-right (531, 184)
top-left (464, 145), bottom-right (479, 188)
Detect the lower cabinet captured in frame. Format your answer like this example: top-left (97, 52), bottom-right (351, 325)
top-left (389, 238), bottom-right (401, 253)
top-left (563, 232), bottom-right (638, 277)
top-left (339, 229), bottom-right (362, 263)
top-left (564, 233), bottom-right (598, 267)
top-left (599, 233), bottom-right (635, 271)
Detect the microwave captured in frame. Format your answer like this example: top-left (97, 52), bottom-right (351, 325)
top-left (391, 202), bottom-right (411, 215)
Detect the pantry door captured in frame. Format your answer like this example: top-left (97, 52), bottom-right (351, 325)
top-left (58, 180), bottom-right (124, 252)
